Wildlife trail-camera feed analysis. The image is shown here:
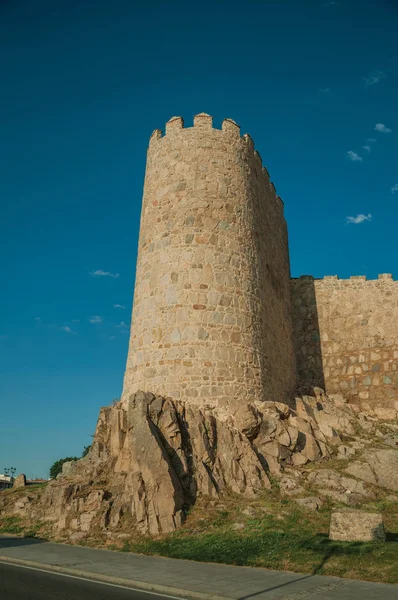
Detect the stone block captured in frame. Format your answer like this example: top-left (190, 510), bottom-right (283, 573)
top-left (329, 510), bottom-right (385, 542)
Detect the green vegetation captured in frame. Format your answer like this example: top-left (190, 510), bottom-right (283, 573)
top-left (81, 445), bottom-right (91, 458)
top-left (0, 515), bottom-right (48, 539)
top-left (49, 457), bottom-right (78, 479)
top-left (124, 495), bottom-right (398, 584)
top-left (3, 467), bottom-right (16, 479)
top-left (0, 516), bottom-right (24, 535)
top-left (49, 445), bottom-right (91, 478)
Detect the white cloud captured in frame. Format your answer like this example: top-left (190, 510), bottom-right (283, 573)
top-left (89, 316), bottom-right (103, 324)
top-left (61, 326), bottom-right (76, 334)
top-left (366, 138), bottom-right (377, 143)
top-left (90, 269), bottom-right (120, 279)
top-left (374, 123), bottom-right (392, 133)
top-left (363, 71), bottom-right (385, 87)
top-left (363, 145), bottom-right (371, 152)
top-left (113, 304), bottom-right (125, 309)
top-left (72, 319), bottom-right (80, 323)
top-left (391, 184), bottom-right (398, 194)
top-left (34, 317), bottom-right (41, 322)
top-left (347, 151), bottom-right (363, 162)
top-left (116, 321), bottom-right (129, 333)
top-left (319, 87), bottom-right (330, 93)
top-left (346, 214), bottom-right (372, 224)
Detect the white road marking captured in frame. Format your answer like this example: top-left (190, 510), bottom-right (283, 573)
top-left (0, 560), bottom-right (188, 599)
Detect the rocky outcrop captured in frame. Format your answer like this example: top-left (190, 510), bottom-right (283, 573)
top-left (344, 449), bottom-right (398, 492)
top-left (13, 474), bottom-right (26, 488)
top-left (1, 389), bottom-right (397, 539)
top-left (306, 468), bottom-right (376, 505)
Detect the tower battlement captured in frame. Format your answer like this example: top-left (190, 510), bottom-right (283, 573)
top-left (121, 113), bottom-right (296, 407)
top-left (147, 113), bottom-right (284, 215)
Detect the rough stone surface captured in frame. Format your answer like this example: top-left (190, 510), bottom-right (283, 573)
top-left (344, 449), bottom-right (398, 492)
top-left (329, 510), bottom-right (385, 542)
top-left (0, 389), bottom-right (373, 539)
top-left (121, 114), bottom-right (297, 408)
top-left (1, 389), bottom-right (398, 540)
top-left (295, 497), bottom-right (323, 511)
top-left (13, 474), bottom-right (26, 488)
top-left (292, 275), bottom-right (398, 409)
top-left (306, 467), bottom-right (376, 506)
top-left (60, 461), bottom-right (76, 477)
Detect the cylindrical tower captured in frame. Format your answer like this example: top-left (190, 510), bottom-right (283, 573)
top-left (121, 113), bottom-right (296, 408)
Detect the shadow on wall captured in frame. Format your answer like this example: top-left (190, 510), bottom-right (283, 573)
top-left (291, 277), bottom-right (325, 393)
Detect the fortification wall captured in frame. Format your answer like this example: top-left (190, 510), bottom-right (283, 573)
top-left (291, 274), bottom-right (398, 408)
top-left (121, 113), bottom-right (296, 408)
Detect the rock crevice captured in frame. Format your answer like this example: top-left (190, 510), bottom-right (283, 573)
top-left (2, 390), bottom-right (397, 539)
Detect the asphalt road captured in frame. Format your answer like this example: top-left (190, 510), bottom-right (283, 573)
top-left (0, 561), bottom-right (185, 600)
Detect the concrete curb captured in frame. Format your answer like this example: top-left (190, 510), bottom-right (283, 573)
top-left (0, 555), bottom-right (233, 600)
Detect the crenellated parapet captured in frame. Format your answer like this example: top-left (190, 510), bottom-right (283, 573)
top-left (292, 273), bottom-right (396, 284)
top-left (148, 113), bottom-right (284, 215)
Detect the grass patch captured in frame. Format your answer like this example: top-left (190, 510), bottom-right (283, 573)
top-left (122, 495), bottom-right (398, 584)
top-left (0, 516), bottom-right (24, 535)
top-left (0, 515), bottom-right (49, 540)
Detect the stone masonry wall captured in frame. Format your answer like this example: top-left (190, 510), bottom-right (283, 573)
top-left (121, 113), bottom-right (296, 408)
top-left (291, 274), bottom-right (398, 409)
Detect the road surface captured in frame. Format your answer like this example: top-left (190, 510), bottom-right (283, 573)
top-left (0, 561), bottom-right (185, 600)
top-left (1, 535), bottom-right (397, 599)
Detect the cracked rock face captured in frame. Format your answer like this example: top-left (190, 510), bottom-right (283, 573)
top-left (344, 449), bottom-right (398, 492)
top-left (2, 389), bottom-right (397, 538)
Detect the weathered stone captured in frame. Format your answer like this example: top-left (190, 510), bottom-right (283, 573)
top-left (60, 461), bottom-right (77, 477)
top-left (385, 495), bottom-right (398, 503)
top-left (5, 389), bottom-right (398, 540)
top-left (233, 403), bottom-right (260, 440)
top-left (242, 506), bottom-right (257, 518)
top-left (329, 511), bottom-right (385, 542)
top-left (345, 449), bottom-right (398, 492)
top-left (337, 445), bottom-right (357, 459)
top-left (307, 469), bottom-right (375, 500)
top-left (295, 496), bottom-right (323, 511)
top-left (291, 452), bottom-right (308, 466)
top-left (292, 276), bottom-right (398, 408)
top-left (319, 489), bottom-right (366, 506)
top-left (13, 474), bottom-right (26, 488)
top-left (279, 476), bottom-right (304, 496)
top-left (14, 497), bottom-right (30, 511)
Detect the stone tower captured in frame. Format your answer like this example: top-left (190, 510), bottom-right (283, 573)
top-left (121, 113), bottom-right (296, 408)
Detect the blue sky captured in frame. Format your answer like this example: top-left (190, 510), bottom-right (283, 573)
top-left (1, 0), bottom-right (397, 478)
